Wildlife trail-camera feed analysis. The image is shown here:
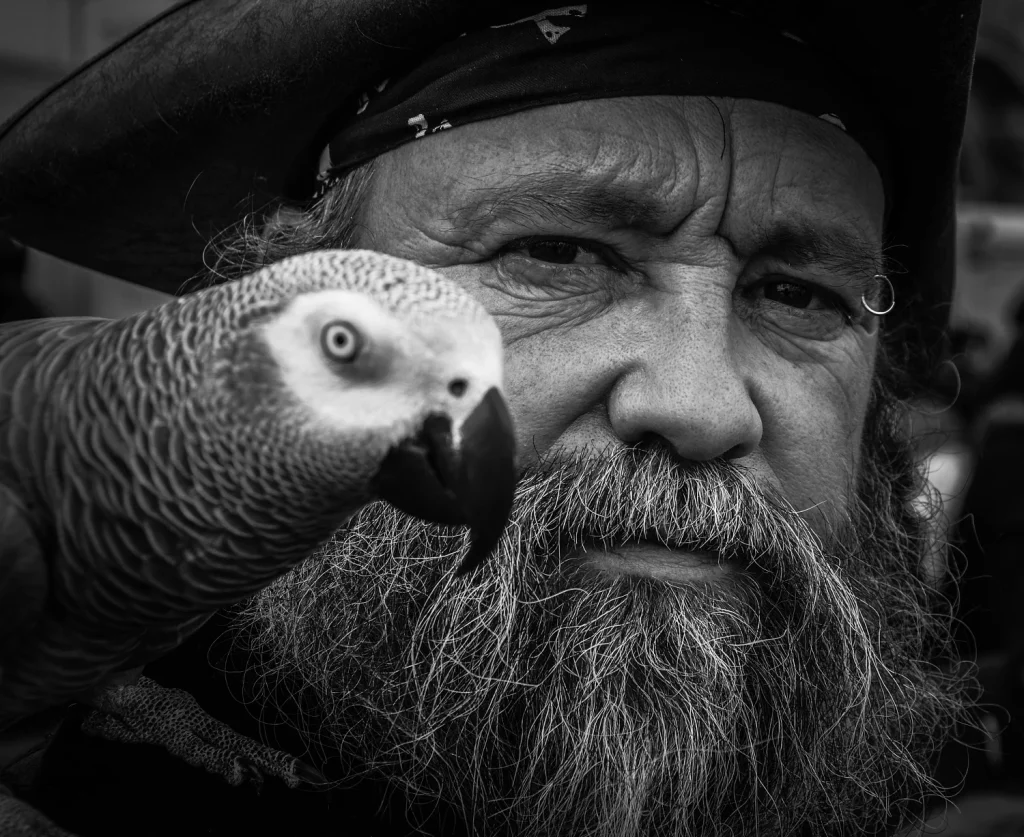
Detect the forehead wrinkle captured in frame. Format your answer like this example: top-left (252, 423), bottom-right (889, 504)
top-left (445, 170), bottom-right (675, 237)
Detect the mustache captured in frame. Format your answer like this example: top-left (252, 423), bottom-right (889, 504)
top-left (441, 443), bottom-right (831, 579)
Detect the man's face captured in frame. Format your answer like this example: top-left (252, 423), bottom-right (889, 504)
top-left (237, 97), bottom-right (961, 836)
top-left (360, 96), bottom-right (885, 550)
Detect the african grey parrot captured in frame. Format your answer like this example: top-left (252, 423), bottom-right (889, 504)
top-left (0, 250), bottom-right (516, 825)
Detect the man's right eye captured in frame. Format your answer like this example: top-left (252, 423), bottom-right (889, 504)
top-left (488, 236), bottom-right (633, 303)
top-left (505, 237), bottom-right (609, 268)
top-left (522, 239), bottom-right (583, 264)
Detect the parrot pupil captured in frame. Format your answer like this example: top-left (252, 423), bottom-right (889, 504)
top-left (321, 320), bottom-right (361, 362)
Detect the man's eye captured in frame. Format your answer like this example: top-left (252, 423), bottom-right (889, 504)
top-left (762, 281), bottom-right (815, 309)
top-left (756, 278), bottom-right (851, 315)
top-left (489, 236), bottom-right (633, 303)
top-left (748, 277), bottom-right (856, 340)
top-left (511, 237), bottom-right (607, 268)
top-left (491, 236), bottom-right (623, 296)
top-left (524, 239), bottom-right (584, 265)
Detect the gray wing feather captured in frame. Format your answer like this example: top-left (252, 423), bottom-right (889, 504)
top-left (0, 319), bottom-right (107, 680)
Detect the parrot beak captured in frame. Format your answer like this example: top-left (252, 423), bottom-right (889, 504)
top-left (373, 387), bottom-right (517, 576)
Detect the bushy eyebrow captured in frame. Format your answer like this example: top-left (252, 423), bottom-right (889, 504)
top-left (751, 221), bottom-right (885, 281)
top-left (445, 172), bottom-right (670, 234)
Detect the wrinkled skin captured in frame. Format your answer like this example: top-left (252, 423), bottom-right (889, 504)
top-left (235, 97), bottom-right (965, 837)
top-left (361, 97), bottom-right (883, 534)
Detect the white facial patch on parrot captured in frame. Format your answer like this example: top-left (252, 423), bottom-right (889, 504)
top-left (260, 288), bottom-right (504, 450)
top-left (404, 309), bottom-right (505, 450)
top-left (260, 290), bottom-right (421, 442)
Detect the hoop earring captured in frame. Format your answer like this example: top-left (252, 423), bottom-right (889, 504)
top-left (861, 274), bottom-right (895, 316)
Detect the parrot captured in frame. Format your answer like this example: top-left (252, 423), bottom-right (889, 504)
top-left (0, 249), bottom-right (517, 823)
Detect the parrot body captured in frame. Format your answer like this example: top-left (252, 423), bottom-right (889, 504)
top-left (0, 249), bottom-right (515, 731)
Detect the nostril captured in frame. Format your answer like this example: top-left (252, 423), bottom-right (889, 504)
top-left (448, 378), bottom-right (468, 397)
top-left (723, 441), bottom-right (754, 460)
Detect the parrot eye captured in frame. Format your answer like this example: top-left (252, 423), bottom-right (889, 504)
top-left (320, 320), bottom-right (363, 362)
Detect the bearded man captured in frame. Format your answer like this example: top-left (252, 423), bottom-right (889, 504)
top-left (0, 1), bottom-right (984, 835)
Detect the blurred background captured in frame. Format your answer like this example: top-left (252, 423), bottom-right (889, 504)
top-left (1, 0), bottom-right (1024, 830)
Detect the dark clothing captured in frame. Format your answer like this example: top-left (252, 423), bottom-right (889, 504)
top-left (20, 611), bottom-right (1019, 834)
top-left (24, 613), bottom-right (469, 837)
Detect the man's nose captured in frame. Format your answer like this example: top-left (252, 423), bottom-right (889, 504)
top-left (606, 300), bottom-right (762, 462)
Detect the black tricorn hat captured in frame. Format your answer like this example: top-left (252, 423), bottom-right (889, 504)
top-left (0, 0), bottom-right (980, 351)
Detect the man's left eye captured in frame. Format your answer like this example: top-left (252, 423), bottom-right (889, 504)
top-left (762, 280), bottom-right (818, 309)
top-left (747, 277), bottom-right (857, 340)
top-left (754, 277), bottom-right (854, 314)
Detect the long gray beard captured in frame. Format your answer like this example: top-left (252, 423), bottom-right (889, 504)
top-left (233, 400), bottom-right (967, 836)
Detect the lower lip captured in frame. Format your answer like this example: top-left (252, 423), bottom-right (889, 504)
top-left (575, 541), bottom-right (731, 583)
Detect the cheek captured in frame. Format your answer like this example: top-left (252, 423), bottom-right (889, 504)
top-left (501, 329), bottom-right (615, 463)
top-left (430, 265), bottom-right (637, 464)
top-left (756, 348), bottom-right (876, 522)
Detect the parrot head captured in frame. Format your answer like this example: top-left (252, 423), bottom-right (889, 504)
top-left (237, 250), bottom-right (518, 576)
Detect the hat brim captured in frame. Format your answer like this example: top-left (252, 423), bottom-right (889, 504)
top-left (0, 0), bottom-right (980, 342)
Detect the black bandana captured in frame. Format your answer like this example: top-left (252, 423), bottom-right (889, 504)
top-left (317, 2), bottom-right (890, 201)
